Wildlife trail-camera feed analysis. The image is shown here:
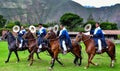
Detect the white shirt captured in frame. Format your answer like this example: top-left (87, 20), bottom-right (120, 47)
top-left (38, 27), bottom-right (45, 34)
top-left (94, 27), bottom-right (101, 35)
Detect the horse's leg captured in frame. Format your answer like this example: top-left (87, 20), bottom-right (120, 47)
top-left (47, 50), bottom-right (54, 64)
top-left (36, 52), bottom-right (41, 60)
top-left (71, 50), bottom-right (82, 66)
top-left (14, 51), bottom-right (20, 62)
top-left (5, 51), bottom-right (12, 63)
top-left (49, 51), bottom-right (58, 69)
top-left (27, 50), bottom-right (31, 61)
top-left (85, 54), bottom-right (96, 69)
top-left (106, 49), bottom-right (115, 67)
top-left (78, 51), bottom-right (82, 66)
top-left (89, 54), bottom-right (97, 65)
top-left (29, 50), bottom-right (35, 66)
top-left (73, 56), bottom-right (78, 66)
top-left (56, 57), bottom-right (63, 66)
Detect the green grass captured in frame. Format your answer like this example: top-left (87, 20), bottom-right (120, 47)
top-left (0, 41), bottom-right (120, 71)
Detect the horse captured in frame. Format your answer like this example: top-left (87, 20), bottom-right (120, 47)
top-left (44, 30), bottom-right (82, 69)
top-left (23, 30), bottom-right (55, 66)
top-left (1, 30), bottom-right (40, 63)
top-left (75, 32), bottom-right (116, 69)
top-left (24, 30), bottom-right (67, 66)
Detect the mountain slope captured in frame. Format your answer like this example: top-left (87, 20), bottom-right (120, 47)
top-left (0, 0), bottom-right (120, 27)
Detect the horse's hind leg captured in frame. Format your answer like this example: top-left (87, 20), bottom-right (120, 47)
top-left (72, 50), bottom-right (82, 66)
top-left (14, 51), bottom-right (20, 62)
top-left (73, 56), bottom-right (78, 66)
top-left (5, 51), bottom-right (12, 63)
top-left (106, 50), bottom-right (115, 67)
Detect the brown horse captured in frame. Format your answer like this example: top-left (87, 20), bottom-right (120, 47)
top-left (75, 32), bottom-right (116, 69)
top-left (23, 30), bottom-right (54, 66)
top-left (1, 30), bottom-right (40, 64)
top-left (44, 30), bottom-right (82, 69)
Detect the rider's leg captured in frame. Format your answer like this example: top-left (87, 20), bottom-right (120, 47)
top-left (97, 39), bottom-right (102, 53)
top-left (19, 39), bottom-right (23, 48)
top-left (39, 44), bottom-right (42, 49)
top-left (37, 37), bottom-right (43, 52)
top-left (62, 40), bottom-right (67, 54)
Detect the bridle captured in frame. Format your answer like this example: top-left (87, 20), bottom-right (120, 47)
top-left (78, 34), bottom-right (91, 43)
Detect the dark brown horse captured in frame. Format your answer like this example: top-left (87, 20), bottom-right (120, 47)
top-left (75, 32), bottom-right (116, 69)
top-left (44, 30), bottom-right (82, 69)
top-left (1, 30), bottom-right (40, 64)
top-left (23, 30), bottom-right (54, 66)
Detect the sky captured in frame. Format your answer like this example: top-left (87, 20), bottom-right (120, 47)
top-left (72, 0), bottom-right (120, 8)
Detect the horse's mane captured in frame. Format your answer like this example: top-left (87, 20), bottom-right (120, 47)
top-left (8, 32), bottom-right (16, 40)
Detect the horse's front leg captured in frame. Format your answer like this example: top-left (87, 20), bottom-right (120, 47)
top-left (36, 52), bottom-right (41, 60)
top-left (14, 51), bottom-right (20, 63)
top-left (85, 54), bottom-right (96, 69)
top-left (49, 51), bottom-right (58, 69)
top-left (56, 57), bottom-right (63, 66)
top-left (5, 51), bottom-right (12, 63)
top-left (29, 49), bottom-right (35, 66)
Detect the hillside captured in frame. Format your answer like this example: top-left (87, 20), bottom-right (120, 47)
top-left (0, 0), bottom-right (120, 27)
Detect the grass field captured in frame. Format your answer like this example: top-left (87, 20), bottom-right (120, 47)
top-left (0, 41), bottom-right (120, 71)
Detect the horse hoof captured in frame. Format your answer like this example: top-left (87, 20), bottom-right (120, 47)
top-left (84, 67), bottom-right (88, 69)
top-left (95, 63), bottom-right (99, 66)
top-left (62, 64), bottom-right (65, 67)
top-left (28, 64), bottom-right (31, 66)
top-left (48, 67), bottom-right (53, 70)
top-left (5, 61), bottom-right (8, 63)
top-left (110, 64), bottom-right (114, 68)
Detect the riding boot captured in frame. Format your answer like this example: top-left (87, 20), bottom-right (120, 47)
top-left (25, 43), bottom-right (28, 47)
top-left (37, 45), bottom-right (42, 53)
top-left (63, 51), bottom-right (67, 54)
top-left (96, 50), bottom-right (102, 54)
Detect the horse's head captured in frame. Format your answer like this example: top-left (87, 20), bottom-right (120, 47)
top-left (44, 30), bottom-right (57, 39)
top-left (1, 30), bottom-right (9, 40)
top-left (75, 32), bottom-right (83, 42)
top-left (23, 30), bottom-right (35, 39)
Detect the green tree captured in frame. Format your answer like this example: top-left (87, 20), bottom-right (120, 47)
top-left (0, 15), bottom-right (7, 28)
top-left (60, 13), bottom-right (83, 31)
top-left (100, 22), bottom-right (118, 30)
top-left (85, 20), bottom-right (96, 30)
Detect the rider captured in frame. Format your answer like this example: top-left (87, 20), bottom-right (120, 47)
top-left (92, 22), bottom-right (107, 53)
top-left (37, 23), bottom-right (47, 52)
top-left (58, 24), bottom-right (72, 54)
top-left (18, 26), bottom-right (27, 49)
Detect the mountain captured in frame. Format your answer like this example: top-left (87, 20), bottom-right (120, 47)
top-left (0, 0), bottom-right (120, 27)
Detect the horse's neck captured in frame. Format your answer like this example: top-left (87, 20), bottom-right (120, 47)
top-left (28, 33), bottom-right (35, 39)
top-left (49, 38), bottom-right (58, 46)
top-left (7, 33), bottom-right (16, 45)
top-left (82, 34), bottom-right (93, 47)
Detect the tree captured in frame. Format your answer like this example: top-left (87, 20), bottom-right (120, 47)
top-left (0, 15), bottom-right (7, 28)
top-left (100, 22), bottom-right (118, 30)
top-left (60, 13), bottom-right (83, 31)
top-left (85, 20), bottom-right (96, 30)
